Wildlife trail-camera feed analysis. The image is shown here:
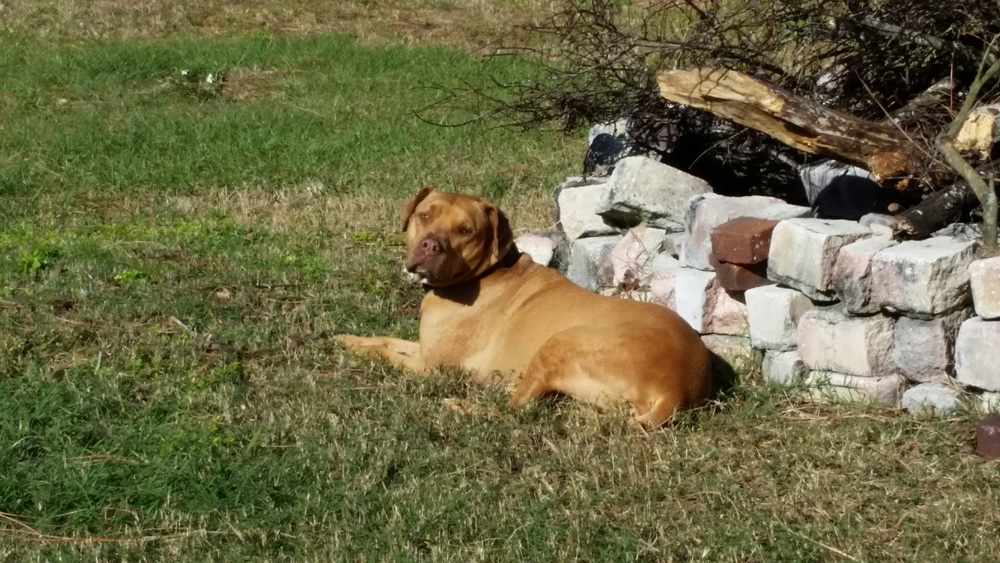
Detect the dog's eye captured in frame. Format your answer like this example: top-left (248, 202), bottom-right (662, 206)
top-left (417, 212), bottom-right (431, 222)
top-left (455, 226), bottom-right (473, 236)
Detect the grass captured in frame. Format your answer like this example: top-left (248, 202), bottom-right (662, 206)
top-left (2, 1), bottom-right (1000, 561)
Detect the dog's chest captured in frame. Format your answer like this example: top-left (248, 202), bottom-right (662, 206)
top-left (418, 296), bottom-right (489, 360)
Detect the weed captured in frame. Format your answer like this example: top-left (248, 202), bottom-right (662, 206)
top-left (113, 268), bottom-right (147, 284)
top-left (17, 244), bottom-right (61, 275)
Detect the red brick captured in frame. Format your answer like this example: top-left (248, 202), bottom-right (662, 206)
top-left (709, 253), bottom-right (771, 291)
top-left (711, 217), bottom-right (779, 265)
top-left (976, 414), bottom-right (1000, 460)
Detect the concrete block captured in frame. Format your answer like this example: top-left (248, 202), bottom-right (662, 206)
top-left (515, 230), bottom-right (569, 270)
top-left (981, 392), bottom-right (1000, 414)
top-left (555, 178), bottom-right (616, 240)
top-left (870, 237), bottom-right (978, 316)
top-left (768, 218), bottom-right (873, 301)
top-left (832, 237), bottom-right (898, 314)
top-left (661, 232), bottom-right (685, 258)
top-left (762, 350), bottom-right (807, 386)
top-left (970, 257), bottom-right (1000, 320)
top-left (745, 285), bottom-right (815, 351)
top-left (701, 334), bottom-right (756, 374)
top-left (566, 235), bottom-right (621, 291)
top-left (892, 310), bottom-right (970, 383)
top-left (805, 371), bottom-right (903, 405)
top-left (797, 308), bottom-right (895, 377)
top-left (705, 285), bottom-right (749, 336)
top-left (597, 156), bottom-right (711, 231)
top-left (672, 268), bottom-right (717, 332)
top-left (955, 317), bottom-right (1000, 392)
top-left (902, 382), bottom-right (963, 415)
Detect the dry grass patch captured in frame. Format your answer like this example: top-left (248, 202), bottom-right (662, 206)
top-left (169, 183), bottom-right (558, 237)
top-left (1, 0), bottom-right (552, 48)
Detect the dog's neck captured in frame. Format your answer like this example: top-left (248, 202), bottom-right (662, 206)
top-left (424, 245), bottom-right (522, 305)
top-left (486, 244), bottom-right (522, 274)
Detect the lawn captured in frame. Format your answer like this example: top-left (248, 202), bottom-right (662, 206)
top-left (1, 1), bottom-right (999, 561)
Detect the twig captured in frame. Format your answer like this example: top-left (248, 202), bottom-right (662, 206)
top-left (779, 521), bottom-right (860, 562)
top-left (937, 34), bottom-right (1000, 255)
top-left (169, 316), bottom-right (198, 339)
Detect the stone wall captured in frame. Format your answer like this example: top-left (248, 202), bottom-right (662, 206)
top-left (517, 156), bottom-right (1000, 416)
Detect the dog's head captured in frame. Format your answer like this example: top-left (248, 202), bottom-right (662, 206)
top-left (399, 187), bottom-right (514, 287)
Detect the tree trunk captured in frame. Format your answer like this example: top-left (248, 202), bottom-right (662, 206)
top-left (657, 67), bottom-right (926, 184)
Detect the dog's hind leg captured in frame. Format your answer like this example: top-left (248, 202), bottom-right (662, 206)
top-left (509, 328), bottom-right (619, 408)
top-left (631, 393), bottom-right (682, 429)
top-left (509, 356), bottom-right (555, 406)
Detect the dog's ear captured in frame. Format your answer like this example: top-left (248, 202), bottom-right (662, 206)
top-left (400, 186), bottom-right (436, 231)
top-left (483, 202), bottom-right (514, 263)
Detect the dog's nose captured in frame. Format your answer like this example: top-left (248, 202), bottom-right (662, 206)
top-left (420, 237), bottom-right (442, 255)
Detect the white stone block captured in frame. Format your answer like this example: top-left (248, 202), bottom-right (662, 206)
top-left (745, 285), bottom-right (815, 351)
top-left (768, 218), bottom-right (873, 301)
top-left (673, 268), bottom-right (717, 332)
top-left (805, 371), bottom-right (903, 405)
top-left (902, 383), bottom-right (963, 415)
top-left (870, 237), bottom-right (977, 316)
top-left (555, 178), bottom-right (616, 240)
top-left (681, 194), bottom-right (809, 270)
top-left (566, 235), bottom-right (621, 291)
top-left (661, 232), bottom-right (685, 258)
top-left (515, 230), bottom-right (569, 269)
top-left (597, 156), bottom-right (711, 231)
top-left (955, 317), bottom-right (1000, 392)
top-left (970, 257), bottom-right (1000, 320)
top-left (762, 350), bottom-right (807, 386)
top-left (797, 308), bottom-right (896, 377)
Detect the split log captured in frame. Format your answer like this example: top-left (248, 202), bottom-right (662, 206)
top-left (657, 67), bottom-right (926, 184)
top-left (894, 160), bottom-right (1000, 238)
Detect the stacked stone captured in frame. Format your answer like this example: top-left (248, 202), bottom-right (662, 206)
top-left (961, 257), bottom-right (1000, 413)
top-left (524, 151), bottom-right (997, 416)
top-left (763, 217), bottom-right (986, 413)
top-left (646, 194), bottom-right (808, 345)
top-left (551, 156), bottom-right (714, 294)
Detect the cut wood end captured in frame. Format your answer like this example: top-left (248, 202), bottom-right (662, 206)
top-left (869, 151), bottom-right (914, 187)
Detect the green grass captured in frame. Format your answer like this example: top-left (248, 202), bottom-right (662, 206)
top-left (2, 7), bottom-right (1000, 562)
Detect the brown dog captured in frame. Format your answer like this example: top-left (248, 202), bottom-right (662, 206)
top-left (336, 187), bottom-right (712, 427)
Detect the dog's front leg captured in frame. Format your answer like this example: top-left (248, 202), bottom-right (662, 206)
top-left (335, 334), bottom-right (429, 373)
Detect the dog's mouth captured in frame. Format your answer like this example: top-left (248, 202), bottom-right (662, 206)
top-left (405, 265), bottom-right (431, 286)
top-left (404, 256), bottom-right (444, 287)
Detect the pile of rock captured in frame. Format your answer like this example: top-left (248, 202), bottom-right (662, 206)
top-left (515, 154), bottom-right (1000, 416)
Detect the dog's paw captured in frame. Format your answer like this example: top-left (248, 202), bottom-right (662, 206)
top-left (334, 334), bottom-right (369, 352)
